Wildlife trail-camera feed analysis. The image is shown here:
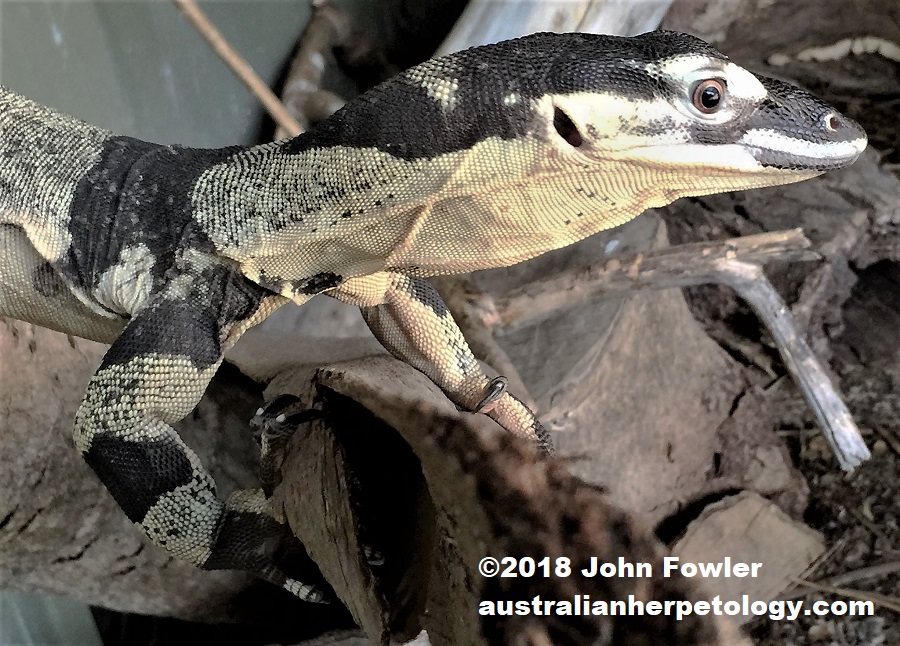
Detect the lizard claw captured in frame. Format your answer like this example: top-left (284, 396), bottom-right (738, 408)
top-left (475, 376), bottom-right (508, 413)
top-left (255, 408), bottom-right (325, 443)
top-left (250, 394), bottom-right (322, 443)
top-left (253, 393), bottom-right (303, 418)
top-left (261, 565), bottom-right (332, 603)
top-left (363, 544), bottom-right (385, 566)
top-left (251, 394), bottom-right (324, 496)
top-left (291, 582), bottom-right (331, 604)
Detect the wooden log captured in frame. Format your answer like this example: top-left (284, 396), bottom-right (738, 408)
top-left (438, 0), bottom-right (674, 54)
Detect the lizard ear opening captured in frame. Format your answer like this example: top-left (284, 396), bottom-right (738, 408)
top-left (553, 106), bottom-right (583, 148)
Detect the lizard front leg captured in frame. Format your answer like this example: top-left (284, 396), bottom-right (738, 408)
top-left (330, 272), bottom-right (553, 453)
top-left (72, 271), bottom-right (324, 601)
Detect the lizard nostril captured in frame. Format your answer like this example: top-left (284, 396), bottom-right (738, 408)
top-left (824, 113), bottom-right (840, 132)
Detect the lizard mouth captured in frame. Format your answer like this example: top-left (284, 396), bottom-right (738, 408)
top-left (738, 128), bottom-right (868, 172)
top-left (747, 142), bottom-right (868, 171)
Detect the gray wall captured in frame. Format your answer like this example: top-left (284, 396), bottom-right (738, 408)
top-left (0, 1), bottom-right (332, 147)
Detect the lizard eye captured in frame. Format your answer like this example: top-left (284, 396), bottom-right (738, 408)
top-left (691, 79), bottom-right (726, 114)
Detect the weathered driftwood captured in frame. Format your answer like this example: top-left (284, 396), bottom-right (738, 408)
top-left (243, 230), bottom-right (857, 644)
top-left (437, 0), bottom-right (674, 55)
top-left (264, 355), bottom-right (750, 646)
top-left (469, 230), bottom-right (868, 471)
top-left (0, 319), bottom-right (270, 621)
top-left (486, 230), bottom-right (820, 328)
top-left (4, 0), bottom-right (895, 638)
top-left (449, 215), bottom-right (811, 526)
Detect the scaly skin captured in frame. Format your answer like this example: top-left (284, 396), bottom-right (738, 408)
top-left (0, 31), bottom-right (866, 599)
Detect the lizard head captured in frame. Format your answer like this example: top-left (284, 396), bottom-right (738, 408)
top-left (264, 31), bottom-right (868, 276)
top-left (290, 30), bottom-right (865, 188)
top-left (533, 30), bottom-right (867, 193)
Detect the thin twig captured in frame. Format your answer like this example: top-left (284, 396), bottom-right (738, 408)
top-left (170, 0), bottom-right (303, 136)
top-left (781, 561), bottom-right (900, 601)
top-left (723, 263), bottom-right (869, 470)
top-left (275, 0), bottom-right (350, 137)
top-left (490, 229), bottom-right (818, 329)
top-left (482, 229), bottom-right (870, 471)
top-left (790, 577), bottom-right (900, 614)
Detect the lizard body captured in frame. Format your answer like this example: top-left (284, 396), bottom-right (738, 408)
top-left (0, 31), bottom-right (866, 600)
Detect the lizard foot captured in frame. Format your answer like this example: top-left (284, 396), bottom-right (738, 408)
top-left (250, 397), bottom-right (324, 445)
top-left (363, 544), bottom-right (385, 566)
top-left (251, 394), bottom-right (324, 496)
top-left (261, 565), bottom-right (331, 603)
top-left (250, 395), bottom-right (385, 571)
top-left (203, 490), bottom-right (334, 603)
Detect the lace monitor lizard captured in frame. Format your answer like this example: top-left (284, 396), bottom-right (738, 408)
top-left (0, 31), bottom-right (866, 601)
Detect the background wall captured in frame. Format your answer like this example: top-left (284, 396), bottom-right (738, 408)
top-left (0, 0), bottom-right (370, 147)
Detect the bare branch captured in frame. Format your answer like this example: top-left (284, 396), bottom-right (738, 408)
top-left (275, 0), bottom-right (351, 137)
top-left (170, 0), bottom-right (303, 136)
top-left (475, 229), bottom-right (869, 471)
top-left (490, 229), bottom-right (819, 329)
top-left (719, 262), bottom-right (870, 471)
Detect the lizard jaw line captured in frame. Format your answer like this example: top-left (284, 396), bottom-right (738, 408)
top-left (606, 142), bottom-right (780, 175)
top-left (606, 134), bottom-right (864, 176)
top-left (738, 128), bottom-right (868, 170)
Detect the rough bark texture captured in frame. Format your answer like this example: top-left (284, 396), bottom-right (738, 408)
top-left (663, 0), bottom-right (900, 360)
top-left (0, 319), bottom-right (349, 636)
top-left (265, 356), bottom-right (750, 646)
top-left (0, 319), bottom-right (256, 620)
top-left (461, 215), bottom-right (809, 526)
top-left (4, 1), bottom-right (897, 643)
